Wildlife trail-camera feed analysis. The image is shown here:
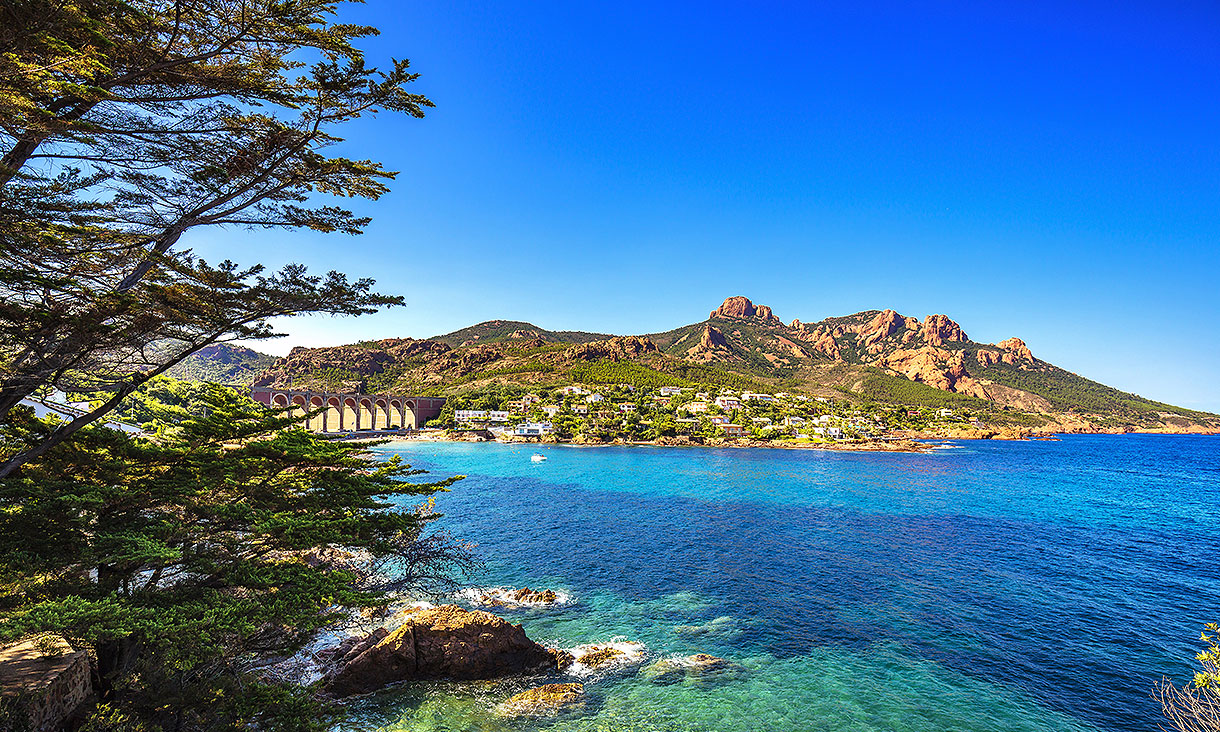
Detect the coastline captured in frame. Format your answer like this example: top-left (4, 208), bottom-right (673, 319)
top-left (332, 426), bottom-right (1220, 456)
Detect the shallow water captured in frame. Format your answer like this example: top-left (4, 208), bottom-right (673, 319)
top-left (338, 435), bottom-right (1220, 732)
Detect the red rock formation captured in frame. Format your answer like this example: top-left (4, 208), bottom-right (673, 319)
top-left (565, 336), bottom-right (658, 362)
top-left (922, 314), bottom-right (967, 346)
top-left (325, 605), bottom-right (567, 697)
top-left (997, 337), bottom-right (1034, 362)
top-left (710, 296), bottom-right (758, 319)
top-left (862, 309), bottom-right (905, 347)
top-left (709, 296), bottom-right (781, 325)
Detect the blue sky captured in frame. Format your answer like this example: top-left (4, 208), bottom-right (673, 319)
top-left (199, 0), bottom-right (1220, 411)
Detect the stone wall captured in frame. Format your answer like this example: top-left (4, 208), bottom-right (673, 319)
top-left (0, 634), bottom-right (92, 731)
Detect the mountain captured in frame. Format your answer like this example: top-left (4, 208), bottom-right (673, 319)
top-left (428, 320), bottom-right (612, 348)
top-left (164, 343), bottom-right (277, 386)
top-left (246, 297), bottom-right (1218, 433)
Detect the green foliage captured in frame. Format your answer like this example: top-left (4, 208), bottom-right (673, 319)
top-left (164, 344), bottom-right (276, 386)
top-left (1195, 623), bottom-right (1220, 691)
top-left (977, 364), bottom-right (1204, 419)
top-left (855, 369), bottom-right (992, 409)
top-left (429, 321), bottom-right (610, 348)
top-left (0, 387), bottom-right (471, 730)
top-left (570, 361), bottom-right (688, 389)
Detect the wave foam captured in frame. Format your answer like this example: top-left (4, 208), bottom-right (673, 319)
top-left (564, 639), bottom-right (647, 676)
top-left (457, 586), bottom-right (574, 608)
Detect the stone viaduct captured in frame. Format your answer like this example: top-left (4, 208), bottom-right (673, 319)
top-left (250, 387), bottom-right (446, 433)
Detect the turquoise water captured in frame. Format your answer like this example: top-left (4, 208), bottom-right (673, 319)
top-left (339, 436), bottom-right (1220, 732)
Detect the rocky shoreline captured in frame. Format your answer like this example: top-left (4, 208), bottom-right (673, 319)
top-left (301, 589), bottom-right (740, 720)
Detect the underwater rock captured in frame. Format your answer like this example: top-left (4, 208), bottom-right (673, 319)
top-left (498, 683), bottom-right (585, 716)
top-left (324, 605), bottom-right (567, 697)
top-left (565, 641), bottom-right (647, 674)
top-left (673, 615), bottom-right (741, 639)
top-left (643, 653), bottom-right (743, 684)
top-left (575, 646), bottom-right (623, 668)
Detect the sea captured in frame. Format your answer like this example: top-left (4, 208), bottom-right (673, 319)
top-left (334, 435), bottom-right (1220, 732)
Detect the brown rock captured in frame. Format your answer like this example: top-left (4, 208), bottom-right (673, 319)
top-left (564, 336), bottom-right (658, 362)
top-left (710, 296), bottom-right (758, 319)
top-left (575, 646), bottom-right (624, 669)
top-left (709, 296), bottom-right (781, 324)
top-left (643, 653), bottom-right (740, 684)
top-left (922, 314), bottom-right (967, 345)
top-left (498, 683), bottom-right (585, 717)
top-left (997, 337), bottom-right (1034, 362)
top-left (325, 605), bottom-right (563, 697)
top-left (476, 587), bottom-right (561, 607)
top-left (0, 635), bottom-right (92, 732)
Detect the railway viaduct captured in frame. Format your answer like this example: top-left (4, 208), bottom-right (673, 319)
top-left (250, 387), bottom-right (446, 433)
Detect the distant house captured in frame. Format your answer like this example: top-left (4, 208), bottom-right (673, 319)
top-left (541, 405), bottom-right (561, 417)
top-left (680, 401), bottom-right (708, 414)
top-left (488, 410), bottom-right (510, 422)
top-left (783, 416), bottom-right (805, 426)
top-left (559, 385), bottom-right (588, 396)
top-left (619, 403), bottom-right (636, 413)
top-left (455, 409), bottom-right (488, 423)
top-left (658, 386), bottom-right (684, 397)
top-left (818, 415), bottom-right (831, 424)
top-left (585, 393), bottom-right (604, 403)
top-left (714, 396), bottom-right (741, 410)
top-left (937, 408), bottom-right (954, 418)
top-left (742, 392), bottom-right (775, 403)
top-left (572, 404), bottom-right (589, 415)
top-left (751, 417), bottom-right (772, 424)
top-left (513, 421), bottom-right (554, 437)
top-left (721, 424), bottom-right (745, 438)
top-left (827, 426), bottom-right (843, 439)
top-left (709, 415), bottom-right (730, 425)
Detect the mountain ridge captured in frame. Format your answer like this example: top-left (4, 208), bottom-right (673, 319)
top-left (232, 296), bottom-right (1215, 432)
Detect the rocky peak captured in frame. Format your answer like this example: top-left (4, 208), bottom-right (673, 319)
top-left (709, 296), bottom-right (781, 325)
top-left (565, 336), bottom-right (658, 362)
top-left (921, 314), bottom-right (966, 345)
top-left (700, 324), bottom-right (729, 350)
top-left (997, 337), bottom-right (1034, 361)
top-left (862, 309), bottom-right (905, 346)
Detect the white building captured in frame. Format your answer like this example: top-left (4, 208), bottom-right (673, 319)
top-left (541, 405), bottom-right (561, 417)
top-left (488, 410), bottom-right (510, 422)
top-left (619, 403), bottom-right (636, 413)
top-left (784, 416), bottom-right (806, 426)
top-left (514, 421), bottom-right (554, 436)
top-left (659, 386), bottom-right (684, 396)
top-left (455, 409), bottom-right (488, 423)
top-left (714, 396), bottom-right (741, 410)
top-left (585, 393), bottom-right (604, 403)
top-left (559, 385), bottom-right (589, 396)
top-left (679, 401), bottom-right (708, 414)
top-left (742, 392), bottom-right (775, 403)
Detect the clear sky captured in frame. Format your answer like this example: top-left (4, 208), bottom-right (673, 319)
top-left (197, 0), bottom-right (1220, 412)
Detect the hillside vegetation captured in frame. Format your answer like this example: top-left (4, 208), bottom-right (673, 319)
top-left (188, 296), bottom-right (1215, 433)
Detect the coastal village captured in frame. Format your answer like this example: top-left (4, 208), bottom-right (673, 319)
top-left (438, 383), bottom-right (981, 445)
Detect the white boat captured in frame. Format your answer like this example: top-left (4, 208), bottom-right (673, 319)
top-left (530, 453), bottom-right (547, 462)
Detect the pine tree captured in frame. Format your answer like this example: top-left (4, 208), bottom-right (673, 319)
top-left (0, 386), bottom-right (474, 730)
top-left (0, 0), bottom-right (431, 474)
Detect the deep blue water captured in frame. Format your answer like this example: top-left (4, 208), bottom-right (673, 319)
top-left (341, 435), bottom-right (1220, 732)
